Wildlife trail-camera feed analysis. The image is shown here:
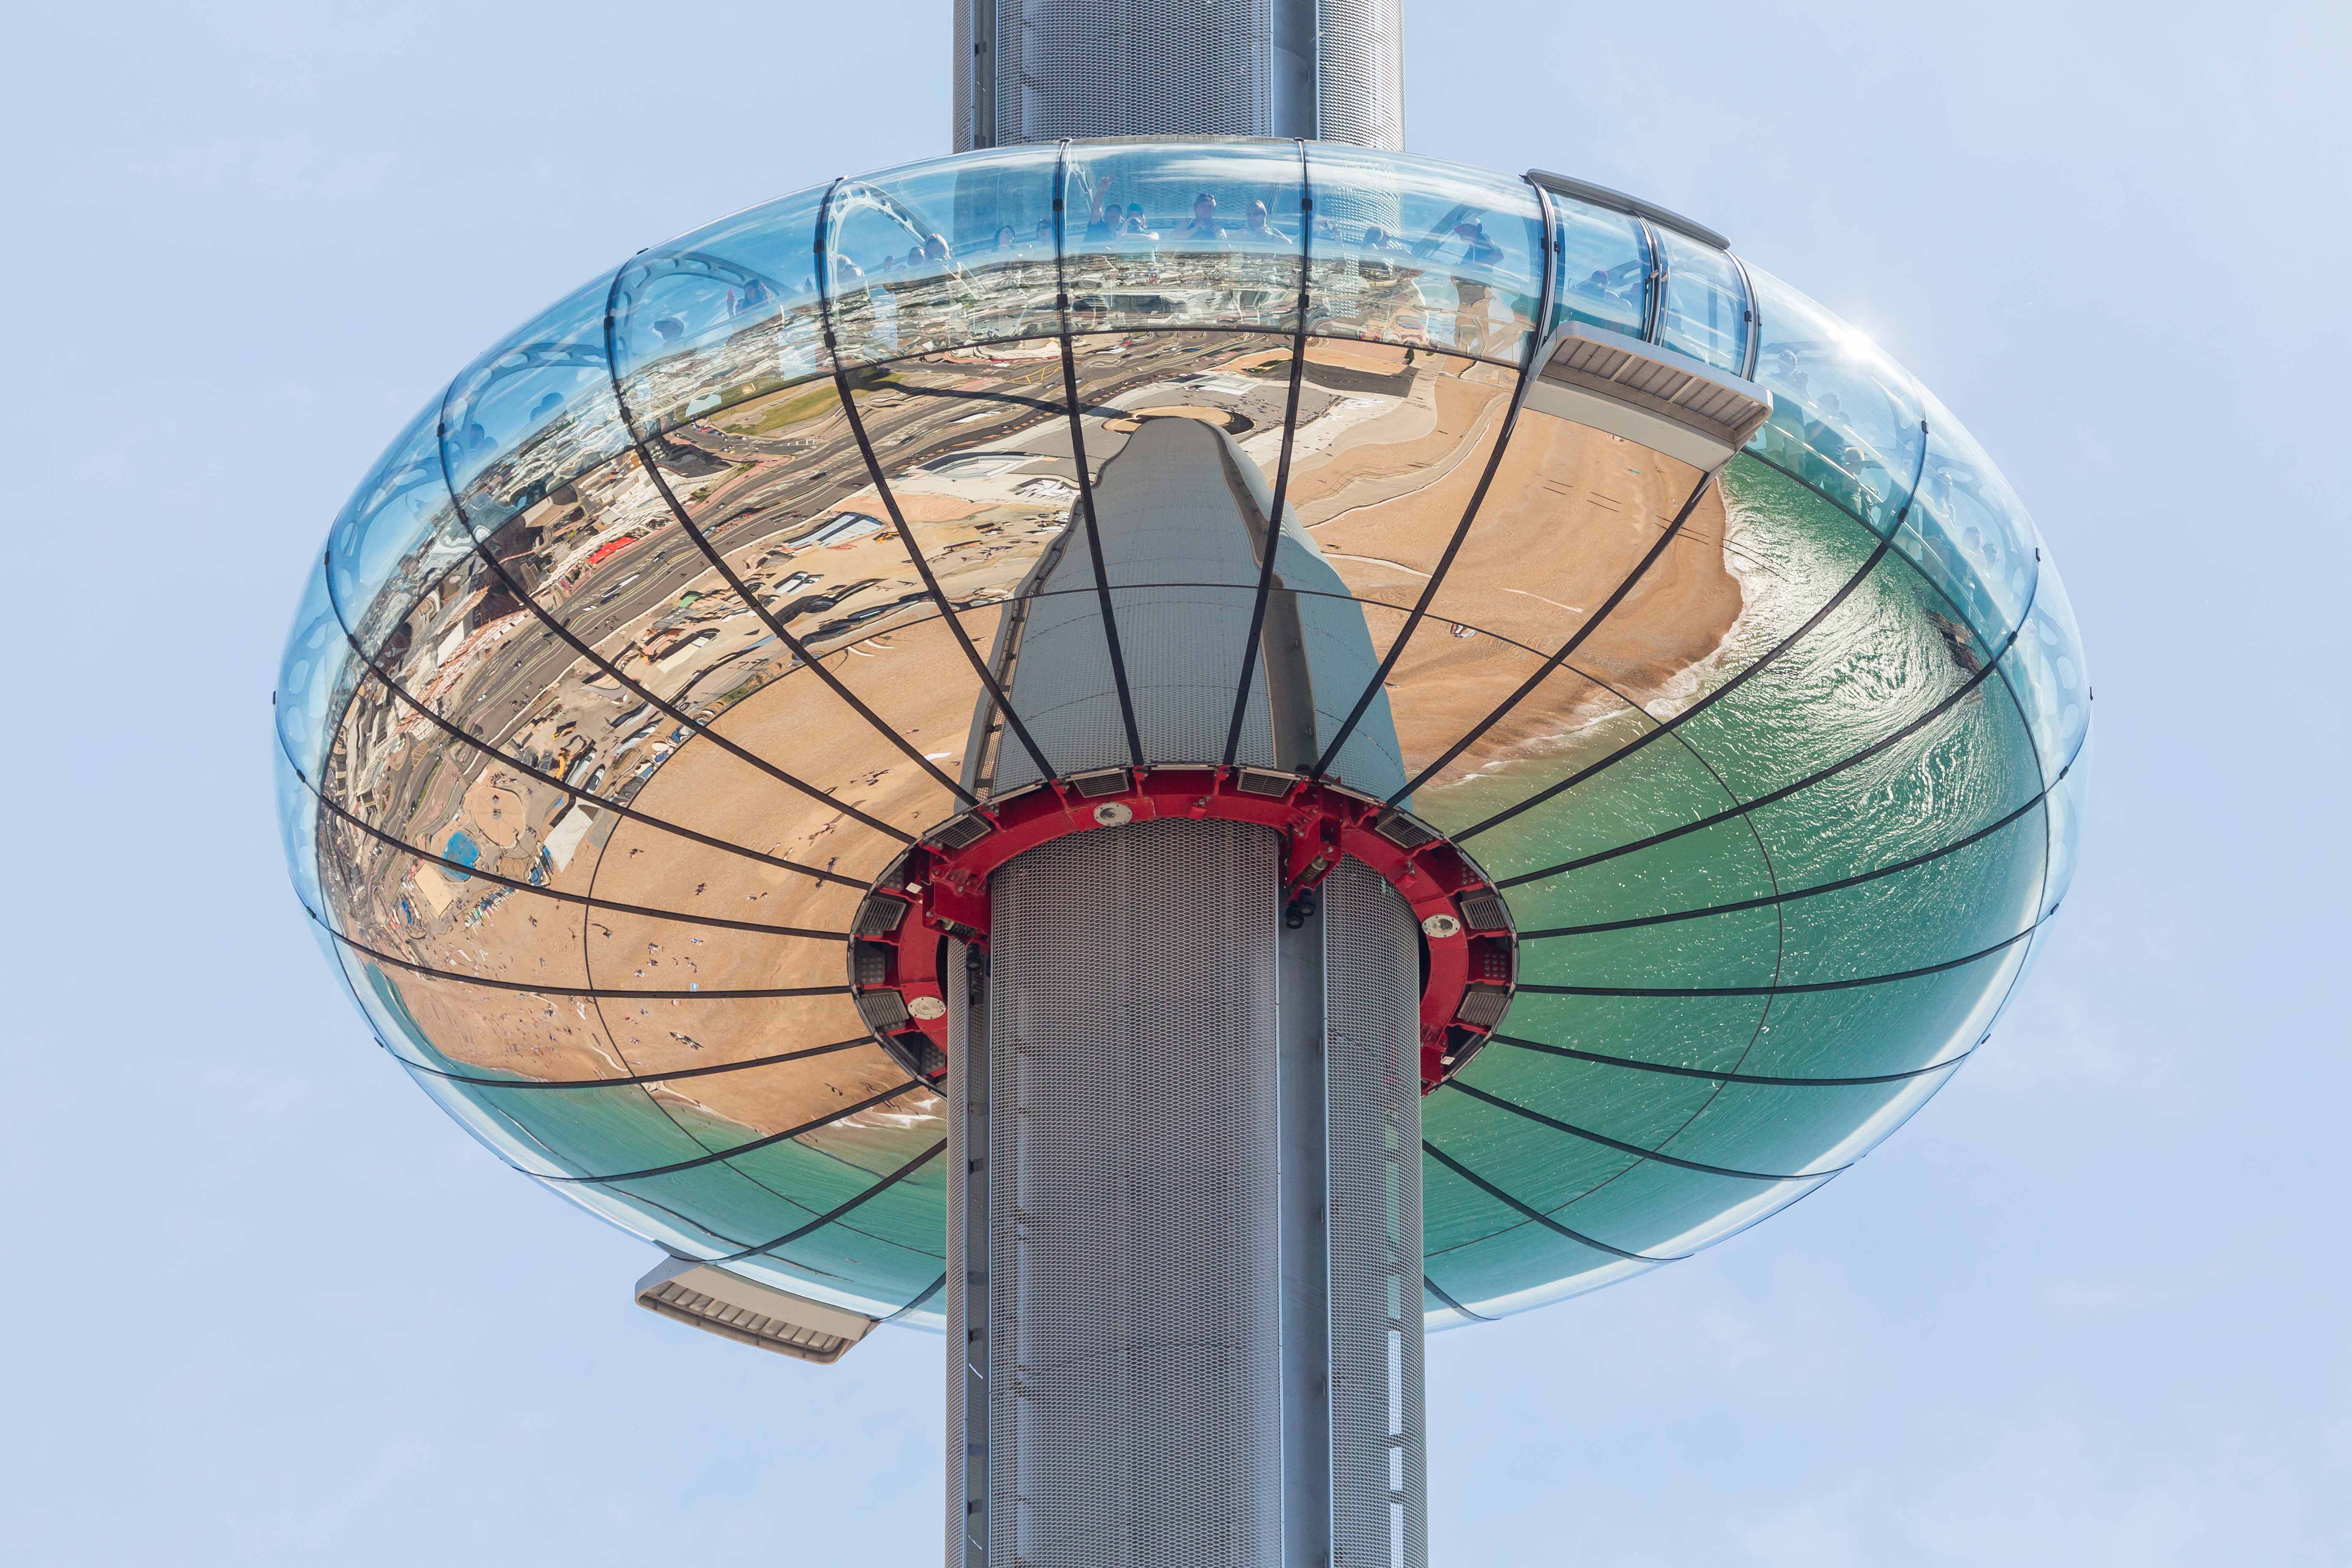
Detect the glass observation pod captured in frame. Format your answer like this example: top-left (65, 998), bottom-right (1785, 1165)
top-left (276, 139), bottom-right (2089, 1331)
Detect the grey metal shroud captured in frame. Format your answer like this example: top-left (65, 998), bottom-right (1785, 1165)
top-left (954, 0), bottom-right (1404, 149)
top-left (949, 819), bottom-right (1423, 1568)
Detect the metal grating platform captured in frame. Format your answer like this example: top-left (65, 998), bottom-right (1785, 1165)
top-left (632, 1258), bottom-right (876, 1364)
top-left (1527, 321), bottom-right (1774, 470)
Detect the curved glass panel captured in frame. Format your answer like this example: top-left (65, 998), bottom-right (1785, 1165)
top-left (611, 185), bottom-right (830, 437)
top-left (536, 1172), bottom-right (760, 1258)
top-left (439, 275), bottom-right (632, 538)
top-left (1305, 144), bottom-right (1543, 364)
top-left (1745, 264), bottom-right (1926, 530)
top-left (826, 145), bottom-right (1062, 366)
top-left (1653, 227), bottom-right (1749, 372)
top-left (272, 741), bottom-right (324, 915)
top-left (2000, 535), bottom-right (2091, 783)
top-left (1063, 140), bottom-right (1306, 337)
top-left (1903, 384), bottom-right (2041, 643)
top-left (280, 140), bottom-right (2089, 1330)
top-left (1545, 193), bottom-right (1650, 338)
top-left (323, 399), bottom-right (469, 667)
top-left (275, 557), bottom-right (351, 778)
top-left (2040, 730), bottom-right (2092, 917)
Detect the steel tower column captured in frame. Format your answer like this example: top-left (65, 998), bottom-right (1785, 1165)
top-left (947, 824), bottom-right (1422, 1568)
top-left (953, 0), bottom-right (1404, 150)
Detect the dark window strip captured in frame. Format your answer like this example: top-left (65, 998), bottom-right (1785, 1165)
top-left (886, 1272), bottom-right (950, 1322)
top-left (1420, 1272), bottom-right (1495, 1323)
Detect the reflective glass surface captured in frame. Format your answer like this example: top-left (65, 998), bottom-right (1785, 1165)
top-left (1653, 227), bottom-right (1750, 372)
top-left (611, 186), bottom-right (831, 438)
top-left (1064, 141), bottom-right (1308, 337)
top-left (277, 140), bottom-right (2089, 1332)
top-left (1305, 144), bottom-right (1545, 364)
top-left (1746, 265), bottom-right (1927, 531)
top-left (828, 146), bottom-right (1063, 364)
top-left (1545, 194), bottom-right (1650, 338)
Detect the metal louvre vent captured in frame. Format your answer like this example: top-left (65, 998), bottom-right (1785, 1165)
top-left (632, 1258), bottom-right (876, 1364)
top-left (1457, 887), bottom-right (1512, 934)
top-left (927, 813), bottom-right (995, 852)
top-left (1455, 984), bottom-right (1512, 1031)
top-left (1323, 858), bottom-right (1427, 1568)
top-left (989, 819), bottom-right (1284, 1568)
top-left (857, 988), bottom-right (912, 1031)
top-left (854, 894), bottom-right (909, 937)
top-left (1532, 323), bottom-right (1774, 467)
top-left (1234, 766), bottom-right (1297, 797)
top-left (1373, 810), bottom-right (1440, 850)
top-left (1069, 767), bottom-right (1131, 799)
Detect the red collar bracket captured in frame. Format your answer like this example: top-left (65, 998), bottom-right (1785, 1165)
top-left (847, 766), bottom-right (1517, 1093)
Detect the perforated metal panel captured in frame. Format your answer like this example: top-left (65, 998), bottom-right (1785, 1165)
top-left (1315, 0), bottom-right (1405, 150)
top-left (989, 818), bottom-right (1285, 1567)
top-left (954, 0), bottom-right (1402, 147)
top-left (946, 938), bottom-right (984, 1568)
top-left (1322, 858), bottom-right (1426, 1568)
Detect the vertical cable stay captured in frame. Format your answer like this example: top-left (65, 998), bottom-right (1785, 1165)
top-left (598, 262), bottom-right (979, 809)
top-left (1051, 141), bottom-right (1147, 766)
top-left (1222, 137), bottom-right (1315, 767)
top-left (1490, 570), bottom-right (2043, 889)
top-left (814, 175), bottom-right (1060, 784)
top-left (315, 603), bottom-right (860, 886)
top-left (430, 385), bottom-right (912, 844)
top-left (1307, 181), bottom-right (1560, 784)
top-left (1458, 420), bottom-right (1939, 842)
top-left (1390, 469), bottom-right (1714, 803)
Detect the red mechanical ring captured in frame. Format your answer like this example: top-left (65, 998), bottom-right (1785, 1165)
top-left (846, 765), bottom-right (1518, 1093)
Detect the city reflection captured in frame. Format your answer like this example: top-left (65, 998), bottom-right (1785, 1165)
top-left (278, 140), bottom-right (2088, 1327)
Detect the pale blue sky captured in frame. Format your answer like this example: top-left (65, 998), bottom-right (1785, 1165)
top-left (4, 3), bottom-right (2346, 1563)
